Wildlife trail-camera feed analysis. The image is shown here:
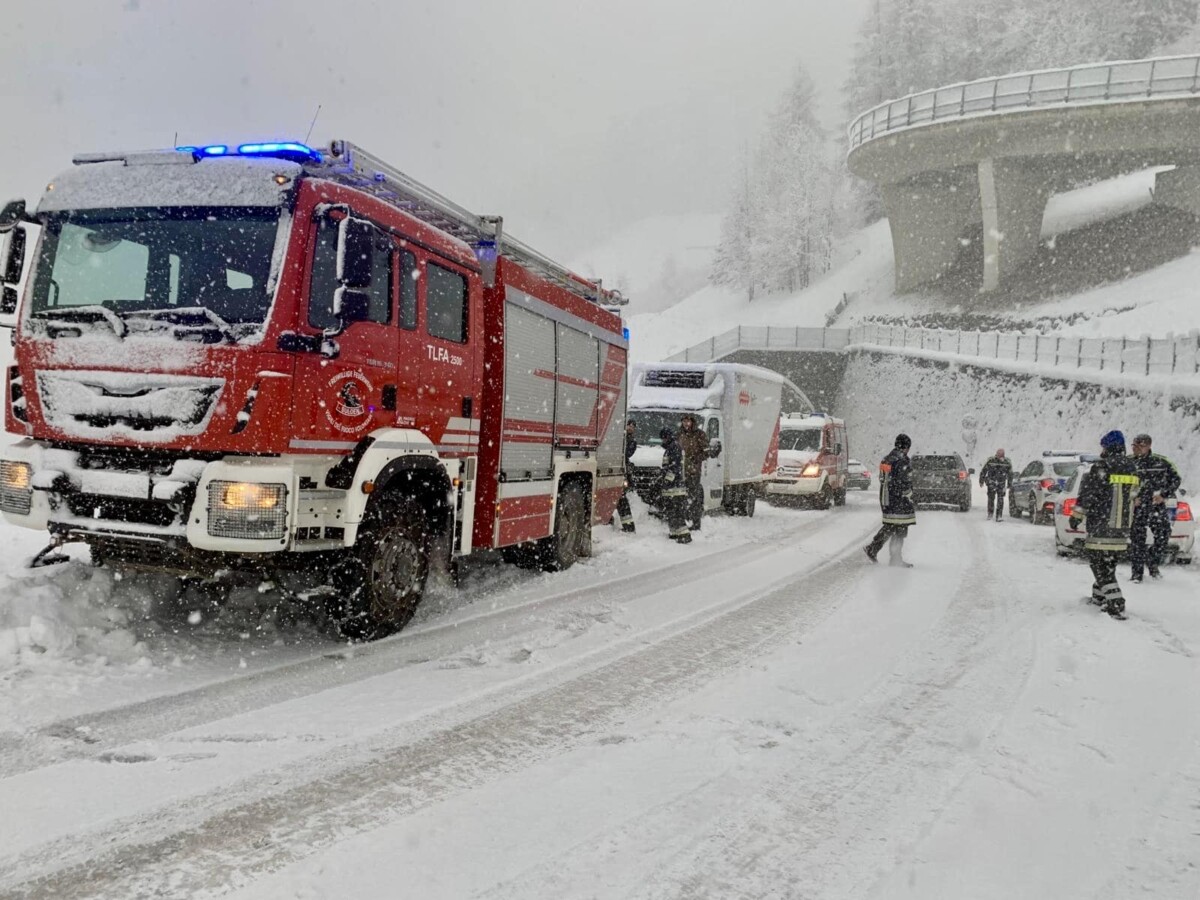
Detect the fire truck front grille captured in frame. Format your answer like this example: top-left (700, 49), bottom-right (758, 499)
top-left (64, 493), bottom-right (179, 529)
top-left (36, 370), bottom-right (223, 440)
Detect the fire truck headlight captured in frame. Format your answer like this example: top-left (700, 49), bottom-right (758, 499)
top-left (207, 481), bottom-right (287, 539)
top-left (801, 463), bottom-right (822, 478)
top-left (0, 460), bottom-right (33, 514)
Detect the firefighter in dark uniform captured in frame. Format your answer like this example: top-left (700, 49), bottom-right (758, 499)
top-left (679, 413), bottom-right (709, 531)
top-left (1070, 430), bottom-right (1140, 618)
top-left (659, 427), bottom-right (691, 543)
top-left (1129, 433), bottom-right (1182, 582)
top-left (615, 420), bottom-right (638, 533)
top-left (978, 448), bottom-right (1013, 521)
top-left (864, 433), bottom-right (916, 567)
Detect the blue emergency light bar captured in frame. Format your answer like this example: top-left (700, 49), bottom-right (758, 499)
top-left (175, 141), bottom-right (322, 164)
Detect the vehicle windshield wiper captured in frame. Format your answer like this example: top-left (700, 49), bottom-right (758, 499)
top-left (125, 307), bottom-right (238, 343)
top-left (31, 306), bottom-right (129, 338)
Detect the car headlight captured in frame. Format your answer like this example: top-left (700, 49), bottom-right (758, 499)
top-left (207, 481), bottom-right (287, 539)
top-left (801, 463), bottom-right (821, 477)
top-left (0, 460), bottom-right (33, 514)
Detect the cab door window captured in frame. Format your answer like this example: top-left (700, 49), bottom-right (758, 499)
top-left (398, 249), bottom-right (418, 330)
top-left (307, 218), bottom-right (393, 330)
top-left (426, 262), bottom-right (468, 343)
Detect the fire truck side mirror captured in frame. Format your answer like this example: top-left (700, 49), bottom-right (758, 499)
top-left (337, 217), bottom-right (376, 289)
top-left (0, 199), bottom-right (27, 234)
top-left (0, 225), bottom-right (27, 328)
top-left (333, 286), bottom-right (370, 325)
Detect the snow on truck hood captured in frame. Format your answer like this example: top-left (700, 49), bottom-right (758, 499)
top-left (630, 446), bottom-right (664, 467)
top-left (777, 449), bottom-right (819, 467)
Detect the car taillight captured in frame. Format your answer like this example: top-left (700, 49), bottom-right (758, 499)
top-left (957, 470), bottom-right (967, 481)
top-left (1176, 501), bottom-right (1193, 522)
top-left (1039, 479), bottom-right (1054, 490)
top-left (1060, 498), bottom-right (1077, 518)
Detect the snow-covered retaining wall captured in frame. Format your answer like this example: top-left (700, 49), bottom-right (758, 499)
top-left (838, 350), bottom-right (1200, 488)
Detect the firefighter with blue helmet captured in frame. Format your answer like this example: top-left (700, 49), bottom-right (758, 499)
top-left (1071, 429), bottom-right (1140, 618)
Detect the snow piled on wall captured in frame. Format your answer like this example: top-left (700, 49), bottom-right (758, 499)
top-left (839, 350), bottom-right (1200, 486)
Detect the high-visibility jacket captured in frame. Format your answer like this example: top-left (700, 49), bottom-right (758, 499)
top-left (1075, 450), bottom-right (1140, 552)
top-left (879, 447), bottom-right (916, 526)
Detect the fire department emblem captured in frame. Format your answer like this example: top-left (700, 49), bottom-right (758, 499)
top-left (324, 369), bottom-right (374, 434)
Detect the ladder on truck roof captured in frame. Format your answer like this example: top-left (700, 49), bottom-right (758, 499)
top-left (318, 140), bottom-right (627, 307)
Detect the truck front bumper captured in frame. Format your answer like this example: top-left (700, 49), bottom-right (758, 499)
top-left (0, 442), bottom-right (354, 565)
top-left (765, 476), bottom-right (825, 496)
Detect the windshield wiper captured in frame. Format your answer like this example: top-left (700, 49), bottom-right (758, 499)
top-left (126, 307), bottom-right (238, 343)
top-left (32, 306), bottom-right (129, 338)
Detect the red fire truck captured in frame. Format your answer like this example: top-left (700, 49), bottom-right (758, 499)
top-left (0, 140), bottom-right (629, 639)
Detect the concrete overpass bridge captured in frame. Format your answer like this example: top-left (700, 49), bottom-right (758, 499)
top-left (847, 55), bottom-right (1200, 293)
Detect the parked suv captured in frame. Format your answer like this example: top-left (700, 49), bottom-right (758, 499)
top-left (1012, 452), bottom-right (1092, 524)
top-left (910, 453), bottom-right (973, 511)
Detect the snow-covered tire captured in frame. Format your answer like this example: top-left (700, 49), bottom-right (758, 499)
top-left (329, 495), bottom-right (429, 641)
top-left (833, 486), bottom-right (847, 507)
top-left (536, 482), bottom-right (588, 572)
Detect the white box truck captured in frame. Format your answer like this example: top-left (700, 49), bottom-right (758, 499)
top-left (626, 362), bottom-right (812, 518)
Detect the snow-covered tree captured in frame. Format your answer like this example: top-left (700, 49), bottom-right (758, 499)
top-left (713, 67), bottom-right (836, 300)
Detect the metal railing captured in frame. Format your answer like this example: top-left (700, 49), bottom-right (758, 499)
top-left (666, 323), bottom-right (1200, 380)
top-left (848, 54), bottom-right (1200, 151)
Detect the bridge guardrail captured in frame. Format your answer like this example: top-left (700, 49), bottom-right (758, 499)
top-left (666, 323), bottom-right (1200, 379)
top-left (848, 54), bottom-right (1200, 150)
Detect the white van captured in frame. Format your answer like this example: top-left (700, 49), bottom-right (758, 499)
top-left (765, 413), bottom-right (850, 509)
top-left (626, 362), bottom-right (812, 518)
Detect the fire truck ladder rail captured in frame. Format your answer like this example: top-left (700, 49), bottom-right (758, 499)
top-left (321, 141), bottom-right (627, 307)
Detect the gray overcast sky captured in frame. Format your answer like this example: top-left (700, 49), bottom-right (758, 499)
top-left (2, 0), bottom-right (868, 260)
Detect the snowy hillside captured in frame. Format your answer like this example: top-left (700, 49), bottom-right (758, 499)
top-left (632, 167), bottom-right (1200, 362)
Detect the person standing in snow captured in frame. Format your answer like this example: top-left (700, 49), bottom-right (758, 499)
top-left (1070, 430), bottom-right (1140, 618)
top-left (978, 449), bottom-right (1013, 522)
top-left (615, 420), bottom-right (638, 533)
top-left (1129, 433), bottom-right (1182, 582)
top-left (678, 413), bottom-right (709, 531)
top-left (659, 427), bottom-right (691, 544)
top-left (864, 433), bottom-right (916, 567)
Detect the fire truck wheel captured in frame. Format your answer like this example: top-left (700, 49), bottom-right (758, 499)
top-left (538, 482), bottom-right (587, 572)
top-left (331, 495), bottom-right (429, 640)
top-left (834, 486), bottom-right (847, 507)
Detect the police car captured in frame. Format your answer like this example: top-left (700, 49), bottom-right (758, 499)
top-left (1053, 462), bottom-right (1194, 563)
top-left (1011, 451), bottom-right (1091, 524)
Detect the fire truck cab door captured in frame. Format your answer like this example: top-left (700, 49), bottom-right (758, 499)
top-left (416, 257), bottom-right (478, 449)
top-left (294, 215), bottom-right (399, 447)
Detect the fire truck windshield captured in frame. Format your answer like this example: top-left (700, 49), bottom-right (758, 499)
top-left (29, 206), bottom-right (282, 341)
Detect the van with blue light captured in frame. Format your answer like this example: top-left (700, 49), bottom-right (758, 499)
top-left (0, 139), bottom-right (630, 639)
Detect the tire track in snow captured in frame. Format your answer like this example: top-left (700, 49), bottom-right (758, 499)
top-left (622, 514), bottom-right (1040, 900)
top-left (0, 514), bottom-right (840, 778)
top-left (1, 525), bottom-right (878, 900)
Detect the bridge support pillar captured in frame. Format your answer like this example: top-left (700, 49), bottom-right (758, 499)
top-left (979, 157), bottom-right (1052, 292)
top-left (880, 169), bottom-right (979, 293)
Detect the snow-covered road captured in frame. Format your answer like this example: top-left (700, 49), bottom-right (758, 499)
top-left (2, 492), bottom-right (1199, 899)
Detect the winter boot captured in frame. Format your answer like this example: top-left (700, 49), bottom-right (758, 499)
top-left (864, 545), bottom-right (878, 563)
top-left (888, 537), bottom-right (913, 568)
top-left (1149, 566), bottom-right (1162, 579)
